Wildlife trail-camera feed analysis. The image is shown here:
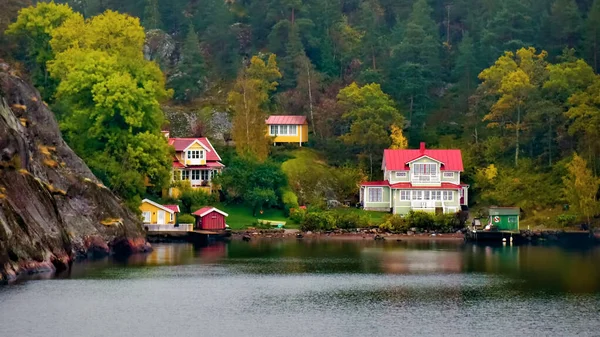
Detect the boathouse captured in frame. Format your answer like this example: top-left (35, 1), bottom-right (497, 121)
top-left (488, 207), bottom-right (520, 231)
top-left (192, 207), bottom-right (228, 230)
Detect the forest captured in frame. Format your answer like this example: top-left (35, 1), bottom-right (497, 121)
top-left (1, 0), bottom-right (599, 227)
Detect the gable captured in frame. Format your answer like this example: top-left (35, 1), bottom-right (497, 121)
top-left (384, 149), bottom-right (463, 171)
top-left (408, 156), bottom-right (443, 166)
top-left (169, 137), bottom-right (222, 161)
top-left (141, 199), bottom-right (174, 214)
top-left (183, 139), bottom-right (210, 152)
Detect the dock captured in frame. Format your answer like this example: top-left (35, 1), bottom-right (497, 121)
top-left (145, 226), bottom-right (230, 244)
top-left (465, 229), bottom-right (599, 245)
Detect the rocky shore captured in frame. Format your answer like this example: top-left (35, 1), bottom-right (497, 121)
top-left (230, 229), bottom-right (464, 242)
top-left (0, 64), bottom-right (150, 283)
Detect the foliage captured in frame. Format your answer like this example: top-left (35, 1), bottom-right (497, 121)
top-left (215, 154), bottom-right (287, 215)
top-left (389, 124), bottom-right (408, 149)
top-left (405, 211), bottom-right (435, 230)
top-left (562, 154), bottom-right (600, 225)
top-left (6, 1), bottom-right (78, 100)
top-left (42, 9), bottom-right (173, 207)
top-left (168, 23), bottom-right (205, 102)
top-left (178, 186), bottom-right (216, 214)
top-left (281, 187), bottom-right (299, 215)
top-left (229, 54), bottom-right (281, 161)
top-left (300, 211), bottom-right (336, 232)
top-left (556, 213), bottom-right (577, 227)
top-left (177, 214), bottom-right (195, 224)
top-left (379, 214), bottom-right (409, 233)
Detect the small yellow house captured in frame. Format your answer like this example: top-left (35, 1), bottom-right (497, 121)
top-left (140, 199), bottom-right (179, 225)
top-left (266, 115), bottom-right (309, 145)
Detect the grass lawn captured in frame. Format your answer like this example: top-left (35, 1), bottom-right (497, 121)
top-left (216, 203), bottom-right (296, 229)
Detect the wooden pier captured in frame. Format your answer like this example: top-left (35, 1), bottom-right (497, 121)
top-left (146, 229), bottom-right (230, 244)
top-left (465, 229), bottom-right (599, 245)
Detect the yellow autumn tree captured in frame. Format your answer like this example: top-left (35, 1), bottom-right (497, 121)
top-left (563, 154), bottom-right (600, 226)
top-left (478, 47), bottom-right (547, 167)
top-left (389, 124), bottom-right (408, 149)
top-left (228, 54), bottom-right (281, 161)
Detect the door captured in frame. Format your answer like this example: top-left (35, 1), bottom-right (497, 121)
top-left (157, 210), bottom-right (166, 225)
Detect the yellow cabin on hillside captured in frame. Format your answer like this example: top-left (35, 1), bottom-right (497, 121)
top-left (140, 199), bottom-right (180, 226)
top-left (266, 115), bottom-right (309, 145)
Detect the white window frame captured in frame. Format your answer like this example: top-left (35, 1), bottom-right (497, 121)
top-left (368, 187), bottom-right (383, 202)
top-left (270, 125), bottom-right (278, 135)
top-left (423, 190), bottom-right (431, 200)
top-left (443, 172), bottom-right (454, 178)
top-left (412, 190), bottom-right (423, 200)
top-left (395, 171), bottom-right (407, 178)
top-left (413, 163), bottom-right (438, 176)
top-left (188, 150), bottom-right (200, 159)
top-left (142, 212), bottom-right (151, 223)
top-left (279, 125), bottom-right (289, 135)
top-left (432, 191), bottom-right (441, 200)
top-left (288, 125), bottom-right (297, 135)
top-left (201, 170), bottom-right (209, 181)
top-left (191, 170), bottom-right (201, 180)
top-left (181, 170), bottom-right (190, 180)
top-left (443, 191), bottom-right (454, 201)
top-left (400, 190), bottom-right (410, 200)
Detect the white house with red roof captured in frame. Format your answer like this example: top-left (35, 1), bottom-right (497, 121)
top-left (163, 131), bottom-right (224, 197)
top-left (360, 142), bottom-right (469, 215)
top-left (266, 115), bottom-right (309, 145)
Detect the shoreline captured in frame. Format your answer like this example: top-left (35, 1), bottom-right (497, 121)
top-left (230, 230), bottom-right (465, 242)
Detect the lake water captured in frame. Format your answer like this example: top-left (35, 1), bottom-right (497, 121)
top-left (1, 240), bottom-right (600, 337)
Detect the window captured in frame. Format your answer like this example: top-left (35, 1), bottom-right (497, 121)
top-left (443, 172), bottom-right (454, 178)
top-left (279, 125), bottom-right (289, 135)
top-left (413, 163), bottom-right (438, 176)
top-left (288, 125), bottom-right (297, 135)
top-left (412, 190), bottom-right (423, 200)
top-left (368, 187), bottom-right (383, 202)
top-left (188, 150), bottom-right (201, 159)
top-left (508, 216), bottom-right (517, 223)
top-left (191, 170), bottom-right (200, 180)
top-left (170, 213), bottom-right (174, 222)
top-left (443, 191), bottom-right (454, 201)
top-left (270, 124), bottom-right (298, 136)
top-left (201, 170), bottom-right (209, 181)
top-left (432, 191), bottom-right (441, 200)
top-left (142, 212), bottom-right (151, 223)
top-left (395, 171), bottom-right (407, 178)
top-left (400, 190), bottom-right (410, 200)
top-left (181, 170), bottom-right (190, 180)
top-left (423, 190), bottom-right (431, 200)
top-left (270, 125), bottom-right (278, 135)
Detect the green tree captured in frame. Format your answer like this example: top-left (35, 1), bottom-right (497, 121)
top-left (142, 0), bottom-right (162, 30)
top-left (584, 0), bottom-right (600, 72)
top-left (338, 82), bottom-right (404, 179)
top-left (548, 0), bottom-right (581, 54)
top-left (478, 47), bottom-right (548, 166)
top-left (6, 1), bottom-right (79, 100)
top-left (48, 10), bottom-right (173, 207)
top-left (453, 31), bottom-right (478, 94)
top-left (229, 54), bottom-right (282, 161)
top-left (563, 154), bottom-right (600, 226)
top-left (169, 23), bottom-right (205, 102)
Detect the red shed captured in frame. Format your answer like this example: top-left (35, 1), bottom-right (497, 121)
top-left (192, 207), bottom-right (228, 230)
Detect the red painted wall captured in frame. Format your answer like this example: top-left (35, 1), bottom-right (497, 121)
top-left (196, 211), bottom-right (226, 230)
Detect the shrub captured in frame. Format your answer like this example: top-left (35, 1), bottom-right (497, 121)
top-left (379, 214), bottom-right (409, 233)
top-left (301, 212), bottom-right (336, 231)
top-left (289, 207), bottom-right (306, 223)
top-left (335, 211), bottom-right (370, 229)
top-left (281, 188), bottom-right (299, 215)
top-left (179, 187), bottom-right (216, 213)
top-left (406, 211), bottom-right (435, 230)
top-left (433, 213), bottom-right (457, 232)
top-left (178, 214), bottom-right (195, 224)
top-left (557, 214), bottom-right (577, 227)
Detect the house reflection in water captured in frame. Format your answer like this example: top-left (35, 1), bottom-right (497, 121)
top-left (144, 242), bottom-right (228, 266)
top-left (194, 242), bottom-right (228, 263)
top-left (362, 248), bottom-right (463, 274)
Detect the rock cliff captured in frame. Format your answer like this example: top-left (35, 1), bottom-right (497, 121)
top-left (0, 67), bottom-right (150, 283)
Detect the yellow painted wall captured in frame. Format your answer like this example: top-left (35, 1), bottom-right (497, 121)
top-left (267, 123), bottom-right (309, 144)
top-left (140, 201), bottom-right (176, 224)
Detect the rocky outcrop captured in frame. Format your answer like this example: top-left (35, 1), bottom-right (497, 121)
top-left (0, 66), bottom-right (150, 283)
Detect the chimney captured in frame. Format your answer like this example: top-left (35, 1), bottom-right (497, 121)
top-left (419, 142), bottom-right (426, 153)
top-left (161, 130), bottom-right (170, 139)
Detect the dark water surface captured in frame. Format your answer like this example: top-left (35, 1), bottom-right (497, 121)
top-left (2, 240), bottom-right (600, 337)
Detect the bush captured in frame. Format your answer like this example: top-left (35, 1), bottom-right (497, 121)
top-left (557, 213), bottom-right (577, 227)
top-left (379, 214), bottom-right (409, 233)
top-left (406, 211), bottom-right (435, 230)
top-left (178, 186), bottom-right (216, 213)
top-left (433, 213), bottom-right (457, 232)
top-left (289, 207), bottom-right (306, 223)
top-left (301, 212), bottom-right (337, 231)
top-left (178, 214), bottom-right (195, 224)
top-left (335, 211), bottom-right (370, 229)
top-left (281, 188), bottom-right (299, 215)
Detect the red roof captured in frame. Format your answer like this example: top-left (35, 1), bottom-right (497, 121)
top-left (384, 144), bottom-right (463, 171)
top-left (168, 137), bottom-right (222, 161)
top-left (389, 182), bottom-right (462, 190)
top-left (266, 115), bottom-right (307, 125)
top-left (192, 206), bottom-right (229, 217)
top-left (163, 205), bottom-right (180, 213)
top-left (361, 181), bottom-right (390, 186)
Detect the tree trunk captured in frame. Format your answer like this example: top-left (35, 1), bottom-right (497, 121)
top-left (306, 60), bottom-right (315, 135)
top-left (515, 104), bottom-right (521, 167)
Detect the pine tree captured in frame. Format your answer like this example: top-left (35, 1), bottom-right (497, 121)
top-left (453, 31), bottom-right (477, 93)
top-left (549, 0), bottom-right (581, 54)
top-left (585, 0), bottom-right (600, 72)
top-left (143, 0), bottom-right (162, 30)
top-left (169, 23), bottom-right (205, 102)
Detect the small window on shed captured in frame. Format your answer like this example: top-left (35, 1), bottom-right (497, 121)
top-left (508, 216), bottom-right (517, 223)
